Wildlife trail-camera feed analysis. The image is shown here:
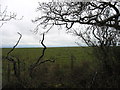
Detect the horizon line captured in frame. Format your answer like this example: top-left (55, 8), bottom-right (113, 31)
top-left (1, 45), bottom-right (86, 48)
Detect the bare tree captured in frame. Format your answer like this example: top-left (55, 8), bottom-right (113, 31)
top-left (29, 33), bottom-right (55, 78)
top-left (32, 0), bottom-right (120, 87)
top-left (32, 1), bottom-right (120, 33)
top-left (32, 0), bottom-right (120, 58)
top-left (33, 1), bottom-right (120, 59)
top-left (4, 32), bottom-right (55, 87)
top-left (0, 5), bottom-right (23, 28)
top-left (32, 0), bottom-right (120, 68)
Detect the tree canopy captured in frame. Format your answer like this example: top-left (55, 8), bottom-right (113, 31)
top-left (33, 1), bottom-right (120, 32)
top-left (32, 0), bottom-right (120, 47)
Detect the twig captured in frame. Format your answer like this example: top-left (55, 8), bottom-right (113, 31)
top-left (38, 59), bottom-right (55, 65)
top-left (89, 71), bottom-right (98, 88)
top-left (0, 22), bottom-right (6, 28)
top-left (0, 5), bottom-right (23, 29)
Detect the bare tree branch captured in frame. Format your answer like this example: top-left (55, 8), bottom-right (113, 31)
top-left (5, 32), bottom-right (22, 77)
top-left (7, 32), bottom-right (22, 58)
top-left (34, 1), bottom-right (120, 31)
top-left (29, 33), bottom-right (55, 78)
top-left (0, 5), bottom-right (23, 29)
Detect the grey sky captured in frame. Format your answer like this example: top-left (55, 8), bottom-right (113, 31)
top-left (1, 0), bottom-right (86, 48)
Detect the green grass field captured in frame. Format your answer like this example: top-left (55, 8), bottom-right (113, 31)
top-left (2, 47), bottom-right (120, 88)
top-left (2, 47), bottom-right (96, 66)
top-left (1, 47), bottom-right (102, 88)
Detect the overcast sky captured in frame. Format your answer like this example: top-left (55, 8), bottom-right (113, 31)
top-left (1, 0), bottom-right (86, 48)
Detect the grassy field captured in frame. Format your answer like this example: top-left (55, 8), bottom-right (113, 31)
top-left (2, 47), bottom-right (97, 66)
top-left (2, 47), bottom-right (100, 88)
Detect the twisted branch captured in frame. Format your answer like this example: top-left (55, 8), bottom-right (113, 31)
top-left (29, 33), bottom-right (55, 78)
top-left (7, 32), bottom-right (22, 58)
top-left (6, 32), bottom-right (22, 77)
